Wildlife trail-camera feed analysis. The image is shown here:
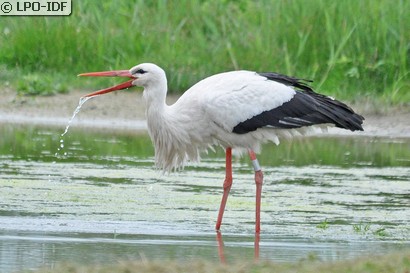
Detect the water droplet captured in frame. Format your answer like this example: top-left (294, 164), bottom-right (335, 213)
top-left (56, 96), bottom-right (92, 159)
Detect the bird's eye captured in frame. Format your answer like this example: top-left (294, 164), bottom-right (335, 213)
top-left (136, 69), bottom-right (147, 74)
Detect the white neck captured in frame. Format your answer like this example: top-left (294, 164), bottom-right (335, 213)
top-left (142, 79), bottom-right (168, 111)
top-left (142, 83), bottom-right (200, 171)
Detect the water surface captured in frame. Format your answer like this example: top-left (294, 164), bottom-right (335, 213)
top-left (0, 125), bottom-right (409, 272)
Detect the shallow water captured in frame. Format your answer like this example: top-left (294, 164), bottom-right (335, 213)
top-left (0, 125), bottom-right (409, 272)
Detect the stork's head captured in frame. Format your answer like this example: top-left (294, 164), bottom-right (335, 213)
top-left (79, 63), bottom-right (166, 98)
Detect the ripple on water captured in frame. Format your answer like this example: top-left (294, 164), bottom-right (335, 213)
top-left (0, 126), bottom-right (409, 273)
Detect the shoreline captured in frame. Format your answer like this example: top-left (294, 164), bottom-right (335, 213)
top-left (1, 87), bottom-right (409, 138)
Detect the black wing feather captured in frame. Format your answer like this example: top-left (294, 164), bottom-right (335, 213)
top-left (232, 72), bottom-right (364, 134)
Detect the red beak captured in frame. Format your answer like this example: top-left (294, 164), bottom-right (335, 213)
top-left (78, 70), bottom-right (136, 98)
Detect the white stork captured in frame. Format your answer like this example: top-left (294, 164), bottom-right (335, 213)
top-left (79, 63), bottom-right (364, 233)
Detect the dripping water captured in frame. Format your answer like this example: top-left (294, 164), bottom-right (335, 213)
top-left (61, 96), bottom-right (91, 137)
top-left (55, 96), bottom-right (92, 158)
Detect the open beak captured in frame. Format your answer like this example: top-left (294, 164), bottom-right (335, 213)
top-left (78, 70), bottom-right (136, 98)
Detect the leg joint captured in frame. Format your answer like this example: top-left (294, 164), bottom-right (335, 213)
top-left (223, 176), bottom-right (232, 189)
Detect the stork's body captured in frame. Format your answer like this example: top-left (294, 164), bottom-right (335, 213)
top-left (80, 63), bottom-right (364, 233)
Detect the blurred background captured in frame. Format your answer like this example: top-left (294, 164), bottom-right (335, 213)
top-left (0, 0), bottom-right (409, 104)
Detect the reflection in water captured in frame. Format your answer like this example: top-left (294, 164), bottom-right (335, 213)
top-left (0, 125), bottom-right (409, 272)
top-left (217, 231), bottom-right (261, 262)
top-left (216, 231), bottom-right (226, 263)
top-left (215, 231), bottom-right (261, 263)
top-left (1, 228), bottom-right (408, 272)
top-left (254, 232), bottom-right (260, 261)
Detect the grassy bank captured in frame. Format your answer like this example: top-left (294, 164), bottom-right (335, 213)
top-left (27, 250), bottom-right (410, 273)
top-left (1, 0), bottom-right (409, 104)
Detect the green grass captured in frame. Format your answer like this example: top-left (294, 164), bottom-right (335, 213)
top-left (0, 0), bottom-right (409, 103)
top-left (353, 224), bottom-right (390, 237)
top-left (316, 219), bottom-right (329, 229)
top-left (353, 223), bottom-right (371, 234)
top-left (25, 250), bottom-right (410, 273)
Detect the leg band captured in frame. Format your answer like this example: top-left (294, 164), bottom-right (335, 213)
top-left (251, 159), bottom-right (261, 172)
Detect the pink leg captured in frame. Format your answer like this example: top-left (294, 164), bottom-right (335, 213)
top-left (249, 150), bottom-right (263, 233)
top-left (215, 147), bottom-right (233, 231)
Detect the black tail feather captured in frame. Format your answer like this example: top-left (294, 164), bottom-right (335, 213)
top-left (233, 72), bottom-right (364, 134)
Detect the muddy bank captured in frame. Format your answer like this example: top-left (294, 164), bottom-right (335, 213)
top-left (0, 87), bottom-right (409, 138)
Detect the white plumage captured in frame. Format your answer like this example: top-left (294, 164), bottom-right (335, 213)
top-left (137, 64), bottom-right (305, 170)
top-left (80, 62), bottom-right (364, 233)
